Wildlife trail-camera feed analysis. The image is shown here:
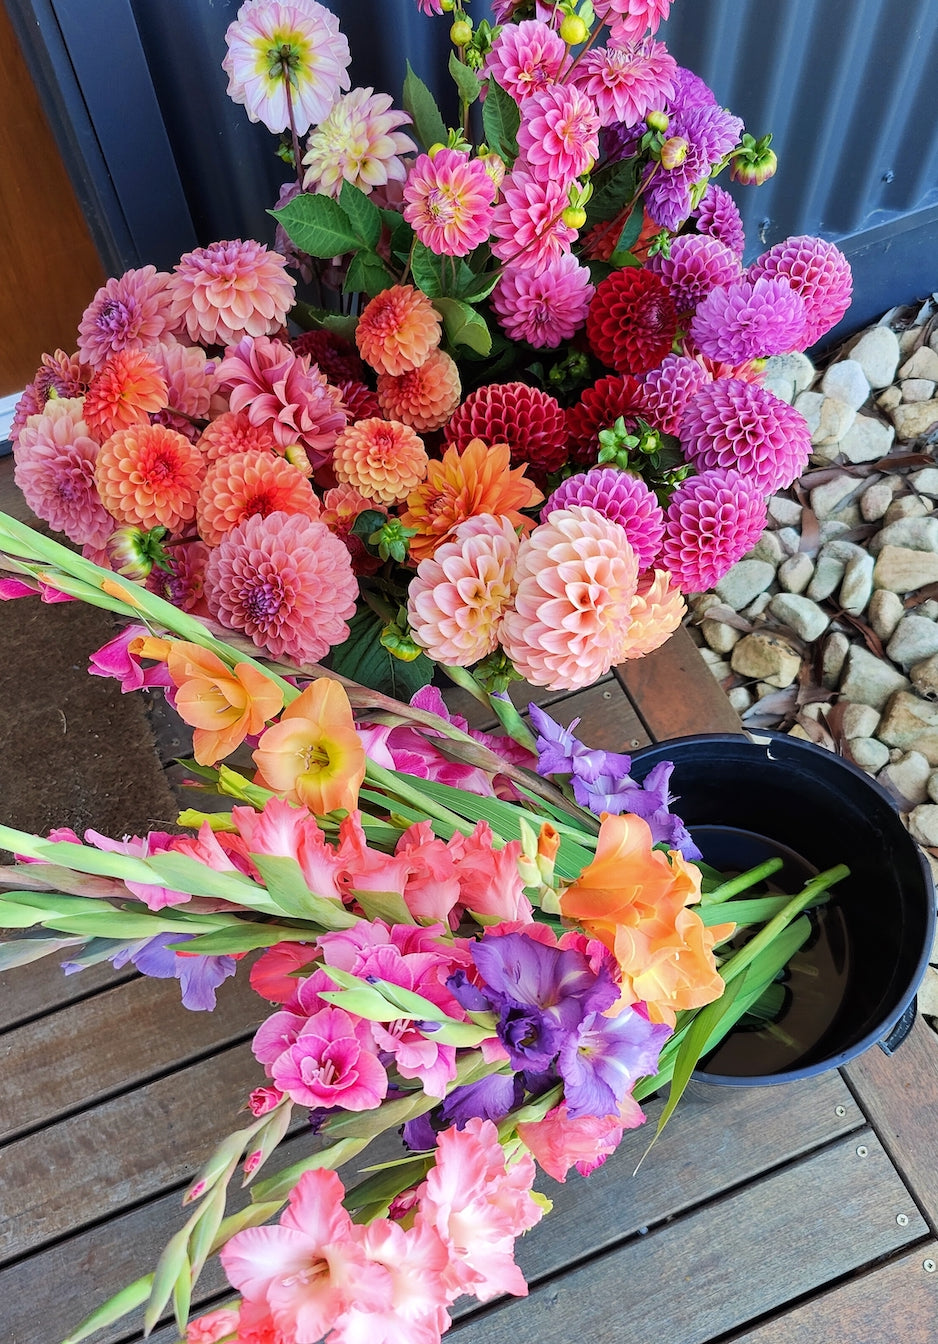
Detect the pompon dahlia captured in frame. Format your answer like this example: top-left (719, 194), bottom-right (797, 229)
top-left (77, 265), bottom-right (174, 369)
top-left (332, 417), bottom-right (428, 505)
top-left (290, 328), bottom-right (364, 385)
top-left (408, 514), bottom-right (520, 666)
top-left (402, 149), bottom-right (496, 257)
top-left (355, 285), bottom-right (442, 377)
top-left (641, 354), bottom-right (711, 435)
top-left (491, 252), bottom-right (594, 350)
top-left (82, 349), bottom-right (168, 443)
top-left (10, 349), bottom-right (91, 447)
top-left (690, 275), bottom-right (807, 363)
top-left (566, 373), bottom-right (649, 467)
top-left (203, 511), bottom-right (357, 664)
top-left (647, 234), bottom-right (742, 313)
top-left (694, 184), bottom-right (745, 258)
top-left (401, 437), bottom-right (543, 563)
top-left (376, 349), bottom-right (461, 432)
top-left (13, 399), bottom-right (114, 548)
top-left (748, 235), bottom-right (853, 345)
top-left (301, 86), bottom-right (416, 198)
top-left (586, 269), bottom-right (678, 376)
top-left (196, 450), bottom-right (321, 546)
top-left (339, 378), bottom-right (383, 424)
top-left (620, 569), bottom-right (686, 659)
top-left (166, 240), bottom-right (295, 348)
top-left (660, 469), bottom-right (768, 592)
top-left (572, 38), bottom-right (676, 129)
top-left (444, 382), bottom-right (567, 476)
top-left (499, 505), bottom-right (640, 691)
top-left (95, 423), bottom-right (205, 532)
top-left (543, 467), bottom-right (665, 570)
top-left (217, 335), bottom-right (346, 466)
top-left (197, 410), bottom-right (279, 463)
top-left (681, 377), bottom-right (812, 495)
top-left (483, 19), bottom-right (569, 104)
top-left (516, 83), bottom-right (600, 184)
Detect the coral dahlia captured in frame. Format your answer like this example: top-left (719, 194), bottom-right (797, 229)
top-left (77, 265), bottom-right (174, 369)
top-left (620, 569), bottom-right (686, 658)
top-left (376, 349), bottom-right (461, 432)
top-left (586, 269), bottom-right (678, 375)
top-left (203, 511), bottom-right (357, 664)
top-left (660, 469), bottom-right (768, 592)
top-left (681, 377), bottom-right (812, 495)
top-left (167, 239), bottom-right (295, 348)
top-left (356, 285), bottom-right (442, 377)
top-left (402, 149), bottom-right (496, 258)
top-left (198, 411), bottom-right (279, 463)
top-left (95, 423), bottom-right (205, 532)
top-left (543, 467), bottom-right (665, 570)
top-left (302, 86), bottom-right (415, 198)
top-left (196, 450), bottom-right (321, 545)
top-left (499, 505), bottom-right (640, 690)
top-left (332, 418), bottom-right (428, 506)
top-left (13, 399), bottom-right (114, 548)
top-left (82, 349), bottom-right (168, 443)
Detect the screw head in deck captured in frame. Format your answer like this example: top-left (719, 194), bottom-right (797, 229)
top-left (896, 1213), bottom-right (909, 1226)
top-left (924, 1259), bottom-right (936, 1273)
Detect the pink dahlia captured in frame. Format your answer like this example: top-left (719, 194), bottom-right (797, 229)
top-left (408, 514), bottom-right (520, 666)
top-left (594, 0), bottom-right (673, 44)
top-left (641, 354), bottom-right (711, 435)
top-left (77, 265), bottom-right (174, 368)
top-left (748, 235), bottom-right (853, 345)
top-left (444, 382), bottom-right (568, 476)
top-left (167, 239), bottom-right (296, 348)
top-left (543, 467), bottom-right (665, 570)
top-left (10, 350), bottom-right (91, 448)
top-left (217, 335), bottom-right (346, 467)
top-left (154, 341), bottom-right (220, 429)
top-left (694, 184), bottom-right (745, 258)
top-left (647, 234), bottom-right (742, 313)
top-left (222, 0), bottom-right (351, 136)
top-left (586, 268), bottom-right (678, 375)
top-left (620, 569), bottom-right (686, 658)
top-left (147, 539), bottom-right (210, 614)
top-left (402, 149), bottom-right (496, 257)
top-left (498, 504), bottom-right (640, 690)
top-left (681, 377), bottom-right (813, 495)
top-left (204, 510), bottom-right (358, 664)
top-left (491, 252), bottom-right (594, 349)
top-left (690, 274), bottom-right (807, 362)
top-left (661, 469), bottom-right (768, 592)
top-left (516, 83), bottom-right (600, 184)
top-left (13, 399), bottom-right (113, 548)
top-left (302, 87), bottom-right (416, 198)
top-left (483, 20), bottom-right (569, 104)
top-left (490, 167), bottom-right (577, 274)
top-left (572, 39), bottom-right (676, 128)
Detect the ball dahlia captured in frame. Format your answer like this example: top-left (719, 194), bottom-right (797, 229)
top-left (203, 511), bottom-right (357, 665)
top-left (95, 423), bottom-right (205, 532)
top-left (660, 468), bottom-right (768, 592)
top-left (355, 285), bottom-right (442, 377)
top-left (491, 252), bottom-right (594, 350)
top-left (543, 467), bottom-right (665, 571)
top-left (646, 234), bottom-right (741, 313)
top-left (499, 505), bottom-right (640, 690)
top-left (166, 239), bottom-right (296, 348)
top-left (197, 411), bottom-right (279, 463)
top-left (566, 374), bottom-right (649, 467)
top-left (338, 378), bottom-right (384, 424)
top-left (290, 328), bottom-right (364, 385)
top-left (689, 275), bottom-right (807, 362)
top-left (376, 349), bottom-right (461, 432)
top-left (641, 354), bottom-right (711, 435)
top-left (748, 235), bottom-right (853, 346)
top-left (13, 399), bottom-right (114, 548)
top-left (694, 184), bottom-right (745, 258)
top-left (444, 382), bottom-right (568, 477)
top-left (10, 349), bottom-right (91, 448)
top-left (82, 349), bottom-right (168, 443)
top-left (586, 269), bottom-right (678, 376)
top-left (332, 418), bottom-right (428, 506)
top-left (196, 450), bottom-right (321, 546)
top-left (681, 377), bottom-right (812, 495)
top-left (77, 265), bottom-right (174, 369)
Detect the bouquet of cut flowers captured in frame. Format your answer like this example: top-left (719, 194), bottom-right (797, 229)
top-left (9, 0), bottom-right (851, 708)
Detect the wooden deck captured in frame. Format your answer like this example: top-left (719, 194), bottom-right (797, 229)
top-left (2, 554), bottom-right (938, 1341)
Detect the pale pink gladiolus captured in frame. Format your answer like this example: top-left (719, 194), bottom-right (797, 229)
top-left (186, 1306), bottom-right (241, 1343)
top-left (330, 1216), bottom-right (452, 1344)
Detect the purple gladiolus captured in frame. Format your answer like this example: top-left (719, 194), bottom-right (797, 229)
top-left (112, 932), bottom-right (237, 1010)
top-left (558, 1005), bottom-right (672, 1119)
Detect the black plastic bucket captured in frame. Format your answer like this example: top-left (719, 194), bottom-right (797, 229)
top-left (629, 732), bottom-right (936, 1085)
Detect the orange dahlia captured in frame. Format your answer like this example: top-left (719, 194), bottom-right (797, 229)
top-left (82, 348), bottom-right (168, 443)
top-left (401, 437), bottom-right (543, 563)
top-left (95, 423), bottom-right (205, 532)
top-left (197, 410), bottom-right (280, 463)
top-left (376, 348), bottom-right (461, 432)
top-left (355, 284), bottom-right (442, 376)
top-left (332, 417), bottom-right (428, 506)
top-left (196, 450), bottom-right (321, 545)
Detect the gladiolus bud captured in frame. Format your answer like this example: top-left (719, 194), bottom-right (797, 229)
top-left (660, 136), bottom-right (689, 170)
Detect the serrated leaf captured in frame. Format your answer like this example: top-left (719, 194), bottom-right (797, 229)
top-left (410, 241), bottom-right (446, 298)
top-left (481, 78), bottom-right (520, 165)
top-left (449, 51), bottom-right (481, 105)
top-left (339, 179), bottom-right (382, 249)
top-left (402, 61), bottom-right (448, 150)
top-left (59, 1274), bottom-right (153, 1344)
top-left (615, 204), bottom-right (645, 254)
top-left (271, 193), bottom-right (359, 258)
top-left (379, 206), bottom-right (414, 259)
top-left (434, 297), bottom-right (492, 355)
top-left (345, 250), bottom-right (394, 298)
top-left (250, 853), bottom-right (360, 927)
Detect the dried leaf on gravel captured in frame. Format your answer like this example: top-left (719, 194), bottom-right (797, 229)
top-left (834, 610), bottom-right (887, 659)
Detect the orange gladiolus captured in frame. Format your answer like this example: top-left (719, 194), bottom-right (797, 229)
top-left (252, 677), bottom-right (366, 815)
top-left (561, 813), bottom-right (733, 1028)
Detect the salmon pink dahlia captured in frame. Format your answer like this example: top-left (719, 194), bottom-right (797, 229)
top-left (197, 410), bottom-right (279, 463)
top-left (204, 511), bottom-right (357, 664)
top-left (167, 239), bottom-right (295, 348)
top-left (82, 348), bottom-right (168, 443)
top-left (196, 450), bottom-right (321, 545)
top-left (376, 348), bottom-right (461, 432)
top-left (11, 349), bottom-right (91, 448)
top-left (355, 285), bottom-right (442, 377)
top-left (499, 505), bottom-right (640, 690)
top-left (13, 399), bottom-right (114, 548)
top-left (332, 418), bottom-right (428, 506)
top-left (95, 423), bottom-right (205, 532)
top-left (620, 570), bottom-right (685, 659)
top-left (77, 265), bottom-right (174, 369)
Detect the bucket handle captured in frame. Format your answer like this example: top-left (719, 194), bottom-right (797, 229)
top-left (878, 998), bottom-right (918, 1056)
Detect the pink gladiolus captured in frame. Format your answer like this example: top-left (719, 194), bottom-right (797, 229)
top-left (186, 1307), bottom-right (241, 1343)
top-left (250, 940), bottom-right (318, 1003)
top-left (88, 624), bottom-right (174, 693)
top-left (270, 1004), bottom-right (388, 1110)
top-left (330, 1216), bottom-right (452, 1344)
top-left (232, 799), bottom-right (346, 902)
top-left (517, 1098), bottom-right (644, 1182)
top-left (248, 1085), bottom-right (285, 1117)
top-left (82, 828), bottom-right (189, 911)
top-left (0, 577), bottom-right (40, 600)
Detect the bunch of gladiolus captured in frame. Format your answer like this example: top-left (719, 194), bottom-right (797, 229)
top-left (8, 0), bottom-right (852, 708)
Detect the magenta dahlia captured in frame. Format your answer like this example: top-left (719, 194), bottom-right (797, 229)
top-left (572, 38), bottom-right (676, 128)
top-left (594, 0), bottom-right (672, 44)
top-left (680, 377), bottom-right (813, 495)
top-left (647, 234), bottom-right (742, 313)
top-left (444, 382), bottom-right (568, 476)
top-left (641, 355), bottom-right (712, 436)
top-left (491, 252), bottom-right (594, 350)
top-left (543, 467), bottom-right (665, 570)
top-left (483, 19), bottom-right (569, 104)
top-left (689, 275), bottom-right (807, 362)
top-left (490, 167), bottom-right (578, 274)
top-left (660, 469), bottom-right (768, 593)
top-left (694, 184), bottom-right (745, 258)
top-left (516, 83), bottom-right (600, 185)
top-left (402, 149), bottom-right (496, 258)
top-left (586, 269), bottom-right (678, 376)
top-left (748, 236), bottom-right (853, 346)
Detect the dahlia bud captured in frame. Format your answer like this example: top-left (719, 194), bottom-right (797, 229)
top-left (660, 136), bottom-right (689, 170)
top-left (646, 110), bottom-right (670, 134)
top-left (283, 443), bottom-right (314, 476)
top-left (105, 525), bottom-right (170, 581)
top-left (380, 618), bottom-right (423, 663)
top-left (472, 649), bottom-right (521, 696)
top-left (369, 518), bottom-right (415, 563)
top-left (730, 133), bottom-right (778, 186)
top-left (450, 17), bottom-right (472, 47)
top-left (559, 13), bottom-right (589, 46)
top-left (478, 149), bottom-right (506, 191)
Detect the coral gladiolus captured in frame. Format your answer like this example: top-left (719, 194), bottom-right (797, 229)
top-left (253, 677), bottom-right (366, 814)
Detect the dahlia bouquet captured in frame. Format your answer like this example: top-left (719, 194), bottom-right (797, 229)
top-left (0, 512), bottom-right (848, 1344)
top-left (8, 0), bottom-right (852, 715)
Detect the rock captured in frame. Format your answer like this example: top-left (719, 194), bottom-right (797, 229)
top-left (763, 351), bottom-right (816, 398)
top-left (868, 588), bottom-right (905, 641)
top-left (689, 592), bottom-right (721, 620)
top-left (890, 400), bottom-right (938, 440)
top-left (742, 591), bottom-right (773, 620)
top-left (910, 651), bottom-right (938, 698)
top-left (920, 600), bottom-right (938, 620)
top-left (819, 519), bottom-right (852, 543)
top-left (787, 724), bottom-right (814, 742)
top-left (820, 631), bottom-right (850, 689)
top-left (899, 345), bottom-right (938, 381)
top-left (697, 646), bottom-right (726, 666)
top-left (838, 551), bottom-right (875, 614)
top-left (901, 378), bottom-right (936, 403)
top-left (703, 657), bottom-right (732, 681)
top-left (730, 632), bottom-right (802, 688)
top-left (813, 395), bottom-right (856, 446)
top-left (807, 553), bottom-right (845, 601)
top-left (775, 526), bottom-right (803, 556)
top-left (927, 770), bottom-right (938, 803)
top-left (701, 619), bottom-right (742, 654)
top-left (820, 359), bottom-right (870, 411)
top-left (882, 496), bottom-right (934, 525)
top-left (900, 327), bottom-right (921, 356)
top-left (837, 414), bottom-right (894, 464)
top-left (840, 703), bottom-right (880, 738)
top-left (777, 552), bottom-right (814, 594)
top-left (886, 615), bottom-right (938, 670)
top-left (877, 691), bottom-right (938, 763)
top-left (870, 516), bottom-right (938, 555)
top-left (873, 545), bottom-right (938, 593)
top-left (715, 558), bottom-right (776, 611)
top-left (727, 686), bottom-right (754, 714)
top-left (839, 646), bottom-right (911, 709)
top-left (809, 473), bottom-right (860, 521)
top-left (879, 750), bottom-right (932, 807)
top-left (768, 593), bottom-right (830, 642)
top-left (860, 476), bottom-right (900, 522)
top-left (748, 531), bottom-right (785, 565)
top-left (767, 496), bottom-right (803, 527)
top-left (910, 468), bottom-right (938, 497)
top-left (915, 964), bottom-right (938, 1018)
top-left (794, 390), bottom-right (823, 435)
top-left (850, 326), bottom-right (900, 388)
top-left (877, 386), bottom-right (902, 411)
top-left (849, 737), bottom-right (891, 772)
top-left (908, 805), bottom-right (938, 847)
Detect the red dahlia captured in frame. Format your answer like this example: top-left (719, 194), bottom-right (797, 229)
top-left (443, 381), bottom-right (568, 476)
top-left (586, 268), bottom-right (678, 376)
top-left (290, 328), bottom-right (364, 385)
top-left (565, 373), bottom-right (649, 467)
